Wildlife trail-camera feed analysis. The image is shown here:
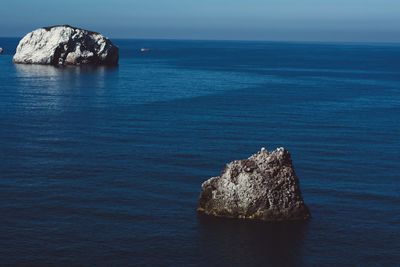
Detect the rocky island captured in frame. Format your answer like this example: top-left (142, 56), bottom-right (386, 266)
top-left (13, 25), bottom-right (118, 66)
top-left (198, 147), bottom-right (310, 221)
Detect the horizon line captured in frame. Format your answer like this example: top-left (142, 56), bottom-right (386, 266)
top-left (1, 35), bottom-right (400, 46)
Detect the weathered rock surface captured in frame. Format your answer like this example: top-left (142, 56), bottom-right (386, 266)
top-left (13, 25), bottom-right (118, 66)
top-left (198, 147), bottom-right (310, 221)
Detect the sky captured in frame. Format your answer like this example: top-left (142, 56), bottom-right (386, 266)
top-left (1, 0), bottom-right (400, 42)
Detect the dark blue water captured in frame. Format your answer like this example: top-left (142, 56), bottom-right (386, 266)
top-left (1, 38), bottom-right (399, 266)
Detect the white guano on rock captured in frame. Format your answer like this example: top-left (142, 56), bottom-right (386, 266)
top-left (13, 25), bottom-right (118, 66)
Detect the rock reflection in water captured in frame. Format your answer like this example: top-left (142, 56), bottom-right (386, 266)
top-left (13, 64), bottom-right (119, 111)
top-left (197, 214), bottom-right (309, 266)
top-left (14, 64), bottom-right (118, 78)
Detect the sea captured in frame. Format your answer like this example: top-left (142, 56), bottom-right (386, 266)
top-left (0, 37), bottom-right (399, 266)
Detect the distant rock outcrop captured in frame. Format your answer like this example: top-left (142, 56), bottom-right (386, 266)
top-left (13, 25), bottom-right (118, 66)
top-left (198, 147), bottom-right (310, 221)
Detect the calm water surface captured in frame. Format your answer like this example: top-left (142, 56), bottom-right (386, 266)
top-left (0, 38), bottom-right (399, 266)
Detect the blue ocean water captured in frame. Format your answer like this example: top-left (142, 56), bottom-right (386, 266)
top-left (0, 37), bottom-right (399, 266)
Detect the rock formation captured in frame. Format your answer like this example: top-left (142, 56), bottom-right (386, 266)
top-left (13, 25), bottom-right (118, 66)
top-left (198, 147), bottom-right (310, 221)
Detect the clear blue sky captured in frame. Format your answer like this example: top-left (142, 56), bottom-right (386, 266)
top-left (1, 0), bottom-right (400, 42)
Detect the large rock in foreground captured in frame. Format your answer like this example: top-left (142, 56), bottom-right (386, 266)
top-left (13, 25), bottom-right (118, 66)
top-left (198, 148), bottom-right (310, 221)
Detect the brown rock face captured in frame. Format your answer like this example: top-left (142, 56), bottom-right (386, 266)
top-left (198, 148), bottom-right (310, 221)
